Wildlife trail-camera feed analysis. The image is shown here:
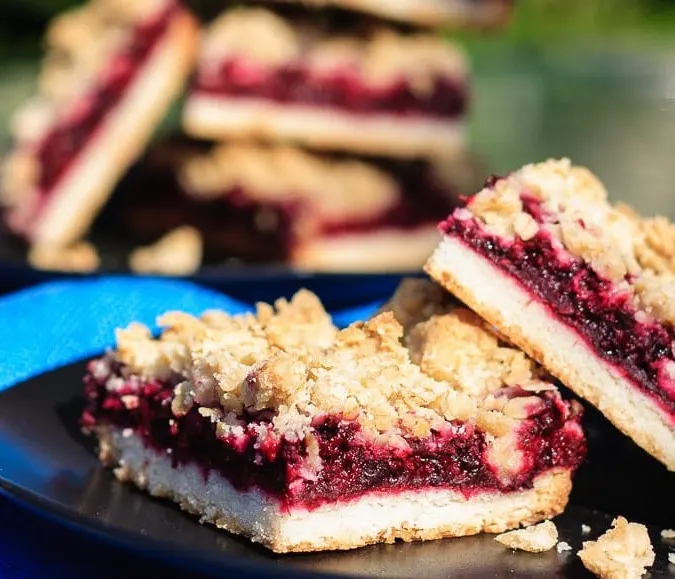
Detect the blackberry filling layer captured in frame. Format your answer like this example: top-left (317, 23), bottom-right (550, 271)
top-left (36, 5), bottom-right (177, 196)
top-left (193, 59), bottom-right (467, 118)
top-left (426, 158), bottom-right (675, 471)
top-left (82, 279), bottom-right (586, 552)
top-left (82, 370), bottom-right (584, 509)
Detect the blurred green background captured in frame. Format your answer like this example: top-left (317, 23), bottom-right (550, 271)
top-left (1, 0), bottom-right (675, 215)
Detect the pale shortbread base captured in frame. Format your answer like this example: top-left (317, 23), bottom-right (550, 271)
top-left (97, 425), bottom-right (572, 553)
top-left (292, 226), bottom-right (442, 273)
top-left (270, 0), bottom-right (510, 28)
top-left (183, 96), bottom-right (466, 159)
top-left (23, 11), bottom-right (199, 247)
top-left (426, 235), bottom-right (675, 471)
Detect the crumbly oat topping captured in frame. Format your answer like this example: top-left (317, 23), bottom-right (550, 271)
top-left (199, 8), bottom-right (467, 93)
top-left (128, 226), bottom-right (203, 276)
top-left (577, 517), bottom-right (655, 579)
top-left (461, 158), bottom-right (675, 325)
top-left (495, 520), bottom-right (558, 553)
top-left (179, 144), bottom-right (398, 227)
top-left (107, 278), bottom-right (566, 482)
top-left (28, 241), bottom-right (100, 272)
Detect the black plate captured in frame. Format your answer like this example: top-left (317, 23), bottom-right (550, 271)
top-left (0, 361), bottom-right (674, 578)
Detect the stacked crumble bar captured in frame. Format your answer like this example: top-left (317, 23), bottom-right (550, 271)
top-left (0, 0), bottom-right (199, 251)
top-left (1, 0), bottom-right (512, 274)
top-left (82, 278), bottom-right (585, 552)
top-left (426, 158), bottom-right (675, 472)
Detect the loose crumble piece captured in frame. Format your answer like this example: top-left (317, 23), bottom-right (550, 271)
top-left (582, 524), bottom-right (592, 535)
top-left (577, 517), bottom-right (655, 579)
top-left (668, 553), bottom-right (675, 565)
top-left (128, 226), bottom-right (203, 276)
top-left (495, 520), bottom-right (558, 553)
top-left (28, 241), bottom-right (100, 272)
top-left (557, 541), bottom-right (572, 553)
top-left (662, 529), bottom-right (675, 540)
top-left (81, 278), bottom-right (586, 553)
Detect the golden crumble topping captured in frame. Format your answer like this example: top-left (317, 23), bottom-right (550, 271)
top-left (109, 278), bottom-right (564, 482)
top-left (179, 144), bottom-right (398, 228)
top-left (198, 8), bottom-right (467, 94)
top-left (577, 517), bottom-right (655, 579)
top-left (129, 226), bottom-right (203, 276)
top-left (495, 520), bottom-right (558, 552)
top-left (462, 158), bottom-right (675, 325)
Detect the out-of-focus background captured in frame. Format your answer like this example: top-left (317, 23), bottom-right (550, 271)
top-left (2, 0), bottom-right (675, 215)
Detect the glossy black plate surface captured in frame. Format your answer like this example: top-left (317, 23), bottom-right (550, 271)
top-left (0, 361), bottom-right (673, 578)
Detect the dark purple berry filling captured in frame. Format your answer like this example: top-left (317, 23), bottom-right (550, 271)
top-left (441, 198), bottom-right (675, 420)
top-left (193, 59), bottom-right (467, 118)
top-left (82, 366), bottom-right (585, 511)
top-left (29, 4), bottom-right (177, 212)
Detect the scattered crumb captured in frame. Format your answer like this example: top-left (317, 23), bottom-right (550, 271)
top-left (577, 517), bottom-right (655, 579)
top-left (28, 241), bottom-right (99, 272)
top-left (495, 521), bottom-right (558, 553)
top-left (129, 226), bottom-right (202, 276)
top-left (582, 524), bottom-right (592, 535)
top-left (662, 529), bottom-right (675, 540)
top-left (669, 553), bottom-right (675, 565)
top-left (557, 541), bottom-right (573, 553)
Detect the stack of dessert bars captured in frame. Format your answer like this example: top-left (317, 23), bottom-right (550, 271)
top-left (0, 0), bottom-right (512, 274)
top-left (174, 0), bottom-right (512, 272)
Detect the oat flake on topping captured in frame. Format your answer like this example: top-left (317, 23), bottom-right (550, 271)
top-left (462, 158), bottom-right (675, 325)
top-left (199, 8), bottom-right (467, 93)
top-left (108, 278), bottom-right (567, 482)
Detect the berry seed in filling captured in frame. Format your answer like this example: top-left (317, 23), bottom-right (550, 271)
top-left (0, 0), bottom-right (198, 247)
top-left (182, 8), bottom-right (468, 157)
top-left (82, 278), bottom-right (585, 553)
top-left (426, 158), bottom-right (675, 471)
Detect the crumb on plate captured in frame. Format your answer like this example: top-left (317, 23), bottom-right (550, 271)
top-left (495, 520), bottom-right (558, 553)
top-left (577, 517), bottom-right (654, 579)
top-left (128, 226), bottom-right (202, 276)
top-left (557, 541), bottom-right (572, 553)
top-left (28, 241), bottom-right (99, 272)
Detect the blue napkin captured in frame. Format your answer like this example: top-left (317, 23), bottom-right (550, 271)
top-left (0, 277), bottom-right (382, 392)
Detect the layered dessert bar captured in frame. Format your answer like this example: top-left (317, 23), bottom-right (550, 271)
top-left (82, 278), bottom-right (586, 553)
top-left (111, 141), bottom-right (463, 272)
top-left (256, 0), bottom-right (513, 28)
top-left (0, 0), bottom-right (199, 247)
top-left (183, 8), bottom-right (468, 158)
top-left (426, 158), bottom-right (675, 471)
